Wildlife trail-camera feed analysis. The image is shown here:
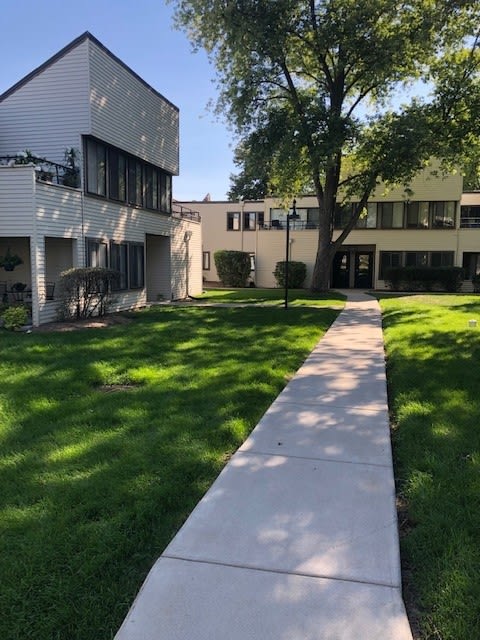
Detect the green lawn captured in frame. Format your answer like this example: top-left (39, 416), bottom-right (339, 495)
top-left (198, 287), bottom-right (346, 307)
top-left (0, 304), bottom-right (338, 640)
top-left (379, 294), bottom-right (480, 640)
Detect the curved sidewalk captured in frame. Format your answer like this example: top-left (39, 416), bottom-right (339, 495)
top-left (116, 291), bottom-right (413, 640)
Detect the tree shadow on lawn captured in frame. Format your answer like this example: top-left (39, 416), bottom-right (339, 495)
top-left (0, 305), bottom-right (337, 640)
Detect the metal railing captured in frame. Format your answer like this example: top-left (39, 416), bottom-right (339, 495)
top-left (460, 217), bottom-right (480, 228)
top-left (0, 154), bottom-right (80, 188)
top-left (172, 202), bottom-right (201, 222)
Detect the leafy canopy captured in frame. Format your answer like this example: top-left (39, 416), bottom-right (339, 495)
top-left (172, 0), bottom-right (480, 289)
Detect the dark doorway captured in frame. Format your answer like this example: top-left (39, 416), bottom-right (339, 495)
top-left (462, 252), bottom-right (480, 279)
top-left (354, 252), bottom-right (374, 288)
top-left (331, 251), bottom-right (350, 288)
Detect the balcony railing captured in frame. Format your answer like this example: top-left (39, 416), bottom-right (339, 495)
top-left (460, 217), bottom-right (480, 228)
top-left (0, 154), bottom-right (80, 188)
top-left (172, 202), bottom-right (201, 222)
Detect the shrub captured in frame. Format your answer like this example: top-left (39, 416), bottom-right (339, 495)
top-left (58, 267), bottom-right (120, 319)
top-left (385, 266), bottom-right (464, 292)
top-left (273, 261), bottom-right (307, 288)
top-left (1, 305), bottom-right (29, 330)
top-left (472, 274), bottom-right (480, 293)
top-left (214, 250), bottom-right (251, 287)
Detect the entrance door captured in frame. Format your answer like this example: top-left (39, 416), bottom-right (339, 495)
top-left (354, 252), bottom-right (373, 288)
top-left (331, 251), bottom-right (350, 288)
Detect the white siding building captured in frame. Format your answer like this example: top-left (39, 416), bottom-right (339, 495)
top-left (0, 32), bottom-right (202, 326)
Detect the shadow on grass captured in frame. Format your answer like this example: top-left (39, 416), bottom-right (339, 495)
top-left (0, 305), bottom-right (337, 640)
top-left (381, 299), bottom-right (480, 640)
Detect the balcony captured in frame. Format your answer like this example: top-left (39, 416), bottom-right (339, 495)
top-left (460, 217), bottom-right (480, 228)
top-left (0, 153), bottom-right (80, 188)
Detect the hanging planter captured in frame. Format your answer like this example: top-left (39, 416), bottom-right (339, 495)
top-left (0, 248), bottom-right (23, 272)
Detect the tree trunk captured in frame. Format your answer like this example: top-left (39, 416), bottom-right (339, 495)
top-left (310, 216), bottom-right (336, 292)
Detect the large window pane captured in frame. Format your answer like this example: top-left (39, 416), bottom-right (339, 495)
top-left (108, 149), bottom-right (126, 201)
top-left (129, 244), bottom-right (145, 289)
top-left (405, 251), bottom-right (428, 267)
top-left (86, 238), bottom-right (107, 267)
top-left (431, 201), bottom-right (455, 228)
top-left (227, 212), bottom-right (240, 230)
top-left (86, 139), bottom-right (106, 197)
top-left (379, 251), bottom-right (402, 279)
top-left (406, 202), bottom-right (429, 228)
top-left (110, 242), bottom-right (128, 290)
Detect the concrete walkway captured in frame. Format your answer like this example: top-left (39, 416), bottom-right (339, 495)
top-left (115, 291), bottom-right (413, 640)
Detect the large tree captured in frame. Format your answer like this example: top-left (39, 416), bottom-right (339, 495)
top-left (172, 0), bottom-right (480, 290)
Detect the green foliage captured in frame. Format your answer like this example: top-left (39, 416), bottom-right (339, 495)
top-left (172, 0), bottom-right (480, 290)
top-left (273, 261), bottom-right (307, 288)
top-left (385, 266), bottom-right (464, 292)
top-left (1, 305), bottom-right (29, 330)
top-left (214, 250), bottom-right (251, 287)
top-left (58, 267), bottom-right (120, 319)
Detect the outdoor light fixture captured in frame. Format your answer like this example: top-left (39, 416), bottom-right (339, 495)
top-left (284, 199), bottom-right (300, 309)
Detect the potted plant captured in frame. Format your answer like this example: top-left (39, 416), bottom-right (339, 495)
top-left (0, 249), bottom-right (23, 272)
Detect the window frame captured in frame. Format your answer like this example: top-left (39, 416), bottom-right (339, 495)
top-left (202, 251), bottom-right (211, 271)
top-left (227, 211), bottom-right (241, 231)
top-left (85, 237), bottom-right (108, 268)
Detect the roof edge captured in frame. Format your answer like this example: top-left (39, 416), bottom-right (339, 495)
top-left (0, 31), bottom-right (179, 112)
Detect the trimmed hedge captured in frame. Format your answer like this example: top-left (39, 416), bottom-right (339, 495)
top-left (273, 261), bottom-right (307, 288)
top-left (214, 250), bottom-right (251, 287)
top-left (385, 266), bottom-right (464, 292)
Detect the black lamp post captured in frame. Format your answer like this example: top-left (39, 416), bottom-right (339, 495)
top-left (284, 199), bottom-right (300, 309)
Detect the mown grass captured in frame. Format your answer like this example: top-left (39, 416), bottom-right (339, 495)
top-left (0, 304), bottom-right (338, 640)
top-left (378, 293), bottom-right (480, 640)
top-left (198, 287), bottom-right (346, 307)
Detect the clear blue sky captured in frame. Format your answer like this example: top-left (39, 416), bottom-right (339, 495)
top-left (1, 0), bottom-right (235, 201)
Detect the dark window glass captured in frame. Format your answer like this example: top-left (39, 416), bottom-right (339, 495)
top-left (86, 139), bottom-right (106, 197)
top-left (108, 149), bottom-right (126, 201)
top-left (227, 212), bottom-right (240, 230)
top-left (243, 211), bottom-right (257, 230)
top-left (110, 242), bottom-right (128, 289)
top-left (430, 251), bottom-right (454, 267)
top-left (334, 203), bottom-right (351, 229)
top-left (406, 202), bottom-right (429, 228)
top-left (430, 201), bottom-right (455, 228)
top-left (379, 251), bottom-right (402, 279)
top-left (86, 238), bottom-right (107, 267)
top-left (405, 251), bottom-right (428, 267)
top-left (127, 158), bottom-right (143, 206)
top-left (379, 202), bottom-right (404, 228)
top-left (129, 244), bottom-right (144, 289)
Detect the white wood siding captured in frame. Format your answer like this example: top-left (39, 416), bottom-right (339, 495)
top-left (0, 167), bottom-right (36, 235)
top-left (88, 40), bottom-right (179, 174)
top-left (170, 218), bottom-right (202, 299)
top-left (146, 235), bottom-right (171, 301)
top-left (0, 40), bottom-right (90, 164)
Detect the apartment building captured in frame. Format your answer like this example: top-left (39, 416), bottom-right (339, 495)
top-left (181, 164), bottom-right (480, 290)
top-left (0, 32), bottom-right (202, 326)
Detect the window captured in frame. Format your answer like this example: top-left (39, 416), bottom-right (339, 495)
top-left (430, 201), bottom-right (455, 228)
top-left (307, 208), bottom-right (319, 228)
top-left (86, 238), bottom-right (107, 267)
top-left (379, 252), bottom-right (402, 279)
top-left (379, 202), bottom-right (404, 228)
top-left (85, 137), bottom-right (172, 213)
top-left (334, 203), bottom-right (352, 229)
top-left (249, 253), bottom-right (256, 271)
top-left (108, 148), bottom-right (126, 201)
top-left (355, 203), bottom-right (378, 229)
top-left (243, 211), bottom-right (257, 230)
top-left (405, 202), bottom-right (429, 228)
top-left (129, 243), bottom-right (145, 289)
top-left (203, 251), bottom-right (210, 270)
top-left (405, 251), bottom-right (428, 267)
top-left (461, 205), bottom-right (480, 227)
top-left (430, 251), bottom-right (454, 267)
top-left (110, 242), bottom-right (128, 290)
top-left (86, 139), bottom-right (106, 196)
top-left (227, 212), bottom-right (240, 230)
top-left (160, 172), bottom-right (172, 212)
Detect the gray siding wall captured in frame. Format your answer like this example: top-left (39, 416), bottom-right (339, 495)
top-left (0, 167), bottom-right (36, 235)
top-left (0, 40), bottom-right (90, 164)
top-left (88, 39), bottom-right (179, 174)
